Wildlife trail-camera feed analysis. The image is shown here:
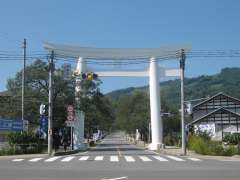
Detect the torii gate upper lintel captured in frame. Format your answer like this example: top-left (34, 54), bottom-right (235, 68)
top-left (43, 42), bottom-right (191, 151)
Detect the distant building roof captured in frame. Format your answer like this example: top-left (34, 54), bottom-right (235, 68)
top-left (192, 92), bottom-right (240, 111)
top-left (188, 107), bottom-right (240, 126)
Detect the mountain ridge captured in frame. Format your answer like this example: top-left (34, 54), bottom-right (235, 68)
top-left (106, 67), bottom-right (240, 109)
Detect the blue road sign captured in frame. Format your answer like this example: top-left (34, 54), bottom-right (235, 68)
top-left (40, 116), bottom-right (48, 134)
top-left (0, 119), bottom-right (23, 131)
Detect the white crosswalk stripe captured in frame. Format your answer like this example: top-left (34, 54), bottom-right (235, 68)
top-left (188, 157), bottom-right (201, 161)
top-left (166, 155), bottom-right (185, 161)
top-left (79, 156), bottom-right (89, 161)
top-left (110, 156), bottom-right (119, 162)
top-left (152, 156), bottom-right (168, 161)
top-left (12, 159), bottom-right (24, 162)
top-left (29, 158), bottom-right (43, 162)
top-left (61, 156), bottom-right (75, 162)
top-left (138, 156), bottom-right (152, 162)
top-left (45, 156), bottom-right (62, 162)
top-left (95, 156), bottom-right (104, 161)
top-left (124, 156), bottom-right (135, 162)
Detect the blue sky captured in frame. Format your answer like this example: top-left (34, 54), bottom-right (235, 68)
top-left (0, 0), bottom-right (240, 93)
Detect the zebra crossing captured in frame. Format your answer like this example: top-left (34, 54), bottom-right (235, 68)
top-left (11, 155), bottom-right (201, 163)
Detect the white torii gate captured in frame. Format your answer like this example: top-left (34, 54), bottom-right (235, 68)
top-left (43, 42), bottom-right (190, 151)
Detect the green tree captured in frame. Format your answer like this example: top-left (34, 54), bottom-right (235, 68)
top-left (0, 59), bottom-right (115, 141)
top-left (1, 59), bottom-right (75, 129)
top-left (113, 90), bottom-right (181, 143)
top-left (78, 80), bottom-right (114, 139)
top-left (114, 91), bottom-right (150, 141)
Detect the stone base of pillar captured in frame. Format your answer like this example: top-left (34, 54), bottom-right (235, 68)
top-left (148, 143), bottom-right (165, 151)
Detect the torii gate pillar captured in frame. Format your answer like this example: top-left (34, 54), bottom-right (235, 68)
top-left (148, 57), bottom-right (163, 150)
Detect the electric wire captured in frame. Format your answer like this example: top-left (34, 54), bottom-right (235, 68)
top-left (0, 50), bottom-right (240, 65)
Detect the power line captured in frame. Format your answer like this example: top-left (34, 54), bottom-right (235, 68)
top-left (0, 49), bottom-right (240, 65)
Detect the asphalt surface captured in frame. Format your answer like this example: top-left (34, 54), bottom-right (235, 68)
top-left (0, 131), bottom-right (240, 180)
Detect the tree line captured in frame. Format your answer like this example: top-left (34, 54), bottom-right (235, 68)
top-left (0, 59), bottom-right (114, 136)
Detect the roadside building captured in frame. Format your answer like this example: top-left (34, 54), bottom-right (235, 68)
top-left (188, 92), bottom-right (240, 140)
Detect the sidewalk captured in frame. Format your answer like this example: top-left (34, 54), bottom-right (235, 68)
top-left (0, 153), bottom-right (48, 160)
top-left (158, 146), bottom-right (240, 161)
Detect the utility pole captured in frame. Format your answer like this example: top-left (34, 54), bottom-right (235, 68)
top-left (48, 51), bottom-right (54, 156)
top-left (22, 39), bottom-right (26, 124)
top-left (180, 49), bottom-right (186, 155)
top-left (148, 122), bottom-right (151, 143)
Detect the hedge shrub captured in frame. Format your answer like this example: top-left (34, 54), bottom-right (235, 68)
top-left (0, 131), bottom-right (47, 155)
top-left (188, 135), bottom-right (238, 156)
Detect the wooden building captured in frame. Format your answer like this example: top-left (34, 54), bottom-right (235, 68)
top-left (188, 92), bottom-right (240, 140)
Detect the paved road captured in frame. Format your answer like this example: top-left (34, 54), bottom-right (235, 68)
top-left (0, 131), bottom-right (240, 180)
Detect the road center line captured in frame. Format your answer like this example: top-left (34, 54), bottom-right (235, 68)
top-left (117, 146), bottom-right (122, 157)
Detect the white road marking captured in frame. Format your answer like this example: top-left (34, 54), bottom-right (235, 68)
top-left (12, 159), bottom-right (24, 162)
top-left (61, 156), bottom-right (75, 162)
top-left (166, 155), bottom-right (185, 161)
top-left (138, 156), bottom-right (152, 162)
top-left (95, 156), bottom-right (104, 161)
top-left (102, 176), bottom-right (128, 180)
top-left (188, 157), bottom-right (201, 161)
top-left (110, 156), bottom-right (119, 162)
top-left (79, 156), bottom-right (89, 161)
top-left (152, 156), bottom-right (168, 161)
top-left (145, 150), bottom-right (159, 155)
top-left (29, 158), bottom-right (43, 162)
top-left (124, 156), bottom-right (135, 162)
top-left (45, 156), bottom-right (62, 162)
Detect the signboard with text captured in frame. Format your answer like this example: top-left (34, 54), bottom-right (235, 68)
top-left (66, 105), bottom-right (75, 127)
top-left (0, 119), bottom-right (24, 131)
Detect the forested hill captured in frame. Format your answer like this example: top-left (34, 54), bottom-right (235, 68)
top-left (106, 67), bottom-right (240, 109)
